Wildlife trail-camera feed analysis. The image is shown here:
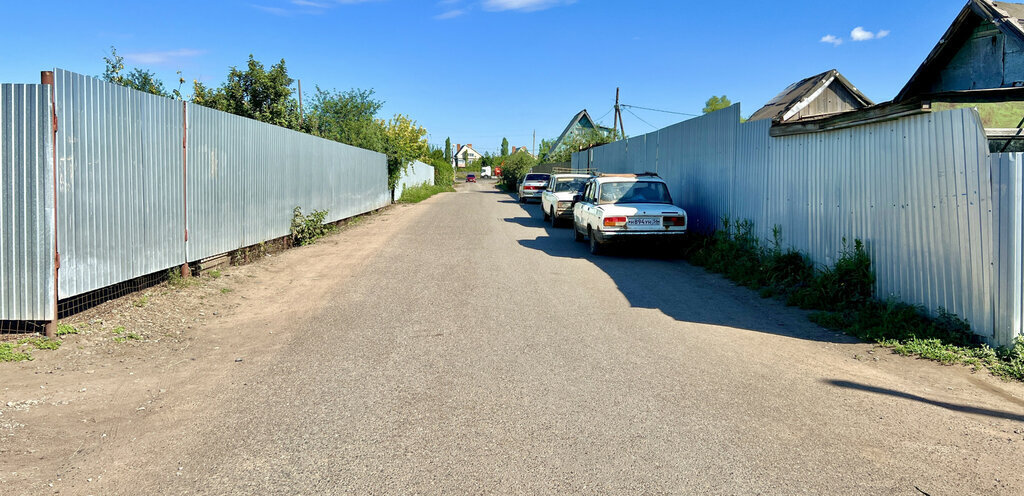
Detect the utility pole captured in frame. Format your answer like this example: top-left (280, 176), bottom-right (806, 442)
top-left (298, 79), bottom-right (303, 124)
top-left (613, 87), bottom-right (625, 140)
top-left (532, 129), bottom-right (536, 156)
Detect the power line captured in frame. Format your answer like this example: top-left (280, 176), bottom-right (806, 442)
top-left (595, 106), bottom-right (615, 124)
top-left (624, 107), bottom-right (658, 130)
top-left (620, 104), bottom-right (699, 117)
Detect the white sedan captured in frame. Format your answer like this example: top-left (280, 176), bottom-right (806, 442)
top-left (572, 174), bottom-right (688, 255)
top-left (541, 174), bottom-right (591, 227)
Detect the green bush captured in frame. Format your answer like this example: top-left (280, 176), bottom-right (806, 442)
top-left (290, 207), bottom-right (332, 246)
top-left (429, 158), bottom-right (454, 186)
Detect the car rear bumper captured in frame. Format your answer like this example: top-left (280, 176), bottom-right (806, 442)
top-left (520, 191), bottom-right (543, 198)
top-left (593, 230), bottom-right (687, 243)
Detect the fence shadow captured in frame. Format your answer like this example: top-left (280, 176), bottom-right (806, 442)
top-left (824, 379), bottom-right (1024, 422)
top-left (506, 195), bottom-right (857, 345)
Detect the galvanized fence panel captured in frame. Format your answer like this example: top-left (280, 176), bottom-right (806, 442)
top-left (572, 106), bottom-right (1009, 344)
top-left (394, 160), bottom-right (434, 201)
top-left (54, 69), bottom-right (184, 299)
top-left (992, 152), bottom-right (1023, 346)
top-left (185, 101), bottom-right (389, 262)
top-left (0, 84), bottom-right (54, 320)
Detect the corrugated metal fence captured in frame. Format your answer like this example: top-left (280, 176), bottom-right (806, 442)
top-left (1, 69), bottom-right (389, 322)
top-left (393, 160), bottom-right (435, 201)
top-left (1, 84), bottom-right (55, 321)
top-left (574, 105), bottom-right (1022, 346)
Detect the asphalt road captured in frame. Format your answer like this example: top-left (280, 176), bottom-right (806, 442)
top-left (78, 180), bottom-right (1024, 494)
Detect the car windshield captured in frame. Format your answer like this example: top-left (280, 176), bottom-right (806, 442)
top-left (598, 181), bottom-right (673, 204)
top-left (525, 174), bottom-right (550, 182)
top-left (554, 178), bottom-right (588, 193)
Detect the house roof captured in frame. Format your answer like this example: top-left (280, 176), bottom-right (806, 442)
top-left (895, 0), bottom-right (1024, 102)
top-left (541, 109), bottom-right (613, 160)
top-left (456, 144), bottom-right (481, 157)
top-left (748, 69), bottom-right (874, 123)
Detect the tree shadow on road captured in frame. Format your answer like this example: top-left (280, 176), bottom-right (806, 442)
top-left (824, 380), bottom-right (1024, 422)
top-left (506, 197), bottom-right (859, 344)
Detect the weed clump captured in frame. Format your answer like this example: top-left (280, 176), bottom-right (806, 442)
top-left (290, 207), bottom-right (332, 246)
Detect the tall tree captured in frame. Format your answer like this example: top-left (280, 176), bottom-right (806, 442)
top-left (102, 46), bottom-right (169, 97)
top-left (303, 87), bottom-right (385, 152)
top-left (380, 114), bottom-right (429, 189)
top-left (192, 55), bottom-right (301, 129)
top-left (444, 137), bottom-right (452, 164)
top-left (501, 137), bottom-right (509, 156)
top-left (702, 95), bottom-right (733, 114)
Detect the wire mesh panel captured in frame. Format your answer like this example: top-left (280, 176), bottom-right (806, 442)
top-left (0, 84), bottom-right (55, 326)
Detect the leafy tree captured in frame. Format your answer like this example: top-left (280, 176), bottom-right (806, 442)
top-left (703, 95), bottom-right (733, 114)
top-left (192, 55), bottom-right (300, 129)
top-left (501, 137), bottom-right (509, 156)
top-left (380, 114), bottom-right (429, 189)
top-left (102, 46), bottom-right (170, 97)
top-left (444, 137), bottom-right (452, 164)
top-left (303, 87), bottom-right (385, 152)
top-left (499, 150), bottom-right (538, 190)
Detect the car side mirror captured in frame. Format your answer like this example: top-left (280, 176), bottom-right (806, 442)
top-left (572, 193), bottom-right (583, 205)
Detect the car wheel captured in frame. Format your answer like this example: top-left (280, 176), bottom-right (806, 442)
top-left (549, 209), bottom-right (558, 227)
top-left (519, 195), bottom-right (525, 203)
top-left (543, 207), bottom-right (550, 221)
top-left (574, 223), bottom-right (584, 242)
top-left (588, 228), bottom-right (603, 255)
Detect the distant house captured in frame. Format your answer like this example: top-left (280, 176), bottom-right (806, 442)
top-left (510, 146), bottom-right (532, 156)
top-left (454, 143), bottom-right (483, 168)
top-left (769, 0), bottom-right (1024, 151)
top-left (541, 109), bottom-right (614, 161)
top-left (748, 69), bottom-right (873, 124)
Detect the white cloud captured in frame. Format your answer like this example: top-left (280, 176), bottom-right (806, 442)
top-left (851, 26), bottom-right (890, 41)
top-left (482, 0), bottom-right (575, 12)
top-left (435, 9), bottom-right (465, 19)
top-left (123, 49), bottom-right (204, 65)
top-left (820, 34), bottom-right (842, 46)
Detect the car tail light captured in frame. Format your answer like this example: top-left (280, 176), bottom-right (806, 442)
top-left (663, 216), bottom-right (687, 227)
top-left (524, 185), bottom-right (538, 191)
top-left (604, 216), bottom-right (627, 227)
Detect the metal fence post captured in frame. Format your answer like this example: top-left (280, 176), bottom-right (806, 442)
top-left (40, 70), bottom-right (58, 339)
top-left (181, 101), bottom-right (191, 278)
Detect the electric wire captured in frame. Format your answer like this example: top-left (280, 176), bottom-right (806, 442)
top-left (624, 107), bottom-right (659, 130)
top-left (620, 104), bottom-right (699, 117)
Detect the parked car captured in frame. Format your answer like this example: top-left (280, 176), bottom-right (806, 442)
top-left (517, 173), bottom-right (550, 203)
top-left (541, 174), bottom-right (591, 227)
top-left (466, 173), bottom-right (477, 183)
top-left (572, 173), bottom-right (687, 255)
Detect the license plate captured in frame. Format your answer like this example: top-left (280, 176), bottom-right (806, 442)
top-left (627, 217), bottom-right (660, 227)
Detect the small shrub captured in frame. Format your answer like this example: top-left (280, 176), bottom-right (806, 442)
top-left (134, 295), bottom-right (149, 307)
top-left (56, 323), bottom-right (81, 336)
top-left (290, 207), bottom-right (332, 246)
top-left (167, 268), bottom-right (196, 289)
top-left (0, 342), bottom-right (32, 362)
top-left (18, 337), bottom-right (61, 351)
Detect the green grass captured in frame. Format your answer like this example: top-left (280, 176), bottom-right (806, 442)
top-left (112, 327), bottom-right (141, 343)
top-left (0, 342), bottom-right (33, 362)
top-left (681, 218), bottom-right (1024, 381)
top-left (56, 323), bottom-right (81, 336)
top-left (208, 269), bottom-right (222, 279)
top-left (17, 337), bottom-right (61, 351)
top-left (397, 182), bottom-right (455, 203)
top-left (134, 295), bottom-right (150, 307)
top-left (221, 288), bottom-right (233, 294)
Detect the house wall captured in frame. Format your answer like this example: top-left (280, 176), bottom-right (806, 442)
top-left (792, 83), bottom-right (868, 120)
top-left (930, 20), bottom-right (1024, 92)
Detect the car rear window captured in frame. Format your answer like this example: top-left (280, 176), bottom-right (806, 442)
top-left (525, 174), bottom-right (550, 182)
top-left (554, 177), bottom-right (588, 193)
top-left (598, 181), bottom-right (673, 204)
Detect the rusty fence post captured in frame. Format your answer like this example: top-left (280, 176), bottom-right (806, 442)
top-left (41, 70), bottom-right (58, 339)
top-left (181, 101), bottom-right (191, 278)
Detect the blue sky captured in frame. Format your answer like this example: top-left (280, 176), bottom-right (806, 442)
top-left (2, 0), bottom-right (969, 154)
